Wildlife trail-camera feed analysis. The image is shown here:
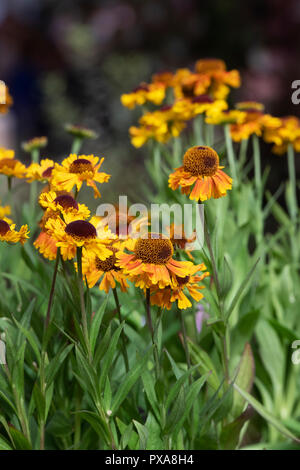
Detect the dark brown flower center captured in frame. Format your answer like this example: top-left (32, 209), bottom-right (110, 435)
top-left (183, 146), bottom-right (219, 177)
top-left (69, 159), bottom-right (94, 174)
top-left (134, 234), bottom-right (173, 264)
top-left (65, 220), bottom-right (96, 239)
top-left (0, 219), bottom-right (10, 235)
top-left (42, 166), bottom-right (54, 178)
top-left (95, 248), bottom-right (118, 272)
top-left (54, 195), bottom-right (78, 210)
top-left (176, 275), bottom-right (190, 286)
top-left (192, 95), bottom-right (213, 104)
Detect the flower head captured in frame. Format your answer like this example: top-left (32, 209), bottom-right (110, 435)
top-left (22, 137), bottom-right (48, 153)
top-left (116, 233), bottom-right (201, 289)
top-left (38, 191), bottom-right (90, 220)
top-left (263, 116), bottom-right (300, 154)
top-left (121, 82), bottom-right (166, 109)
top-left (0, 219), bottom-right (29, 245)
top-left (65, 124), bottom-right (98, 140)
top-left (149, 266), bottom-right (209, 310)
top-left (51, 154), bottom-right (110, 198)
top-left (0, 148), bottom-right (26, 179)
top-left (26, 158), bottom-right (56, 182)
top-left (34, 231), bottom-right (58, 261)
top-left (45, 216), bottom-right (113, 261)
top-left (81, 245), bottom-right (129, 293)
top-left (0, 202), bottom-right (12, 225)
top-left (169, 145), bottom-right (232, 201)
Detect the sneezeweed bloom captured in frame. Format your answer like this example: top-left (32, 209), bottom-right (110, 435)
top-left (152, 70), bottom-right (174, 88)
top-left (65, 124), bottom-right (98, 140)
top-left (263, 116), bottom-right (300, 154)
top-left (0, 84), bottom-right (13, 114)
top-left (169, 145), bottom-right (232, 201)
top-left (0, 202), bottom-right (12, 225)
top-left (116, 233), bottom-right (200, 289)
top-left (51, 154), bottom-right (110, 198)
top-left (129, 107), bottom-right (186, 148)
top-left (194, 58), bottom-right (241, 100)
top-left (0, 219), bottom-right (29, 245)
top-left (81, 245), bottom-right (129, 293)
top-left (149, 266), bottom-right (209, 310)
top-left (38, 191), bottom-right (90, 220)
top-left (0, 148), bottom-right (26, 179)
top-left (230, 102), bottom-right (281, 142)
top-left (26, 158), bottom-right (56, 182)
top-left (45, 215), bottom-right (113, 261)
top-left (121, 82), bottom-right (166, 109)
top-left (22, 137), bottom-right (48, 154)
top-left (205, 108), bottom-right (246, 126)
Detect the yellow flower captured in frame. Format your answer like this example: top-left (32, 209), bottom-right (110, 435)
top-left (116, 234), bottom-right (200, 289)
top-left (26, 158), bottom-right (55, 182)
top-left (0, 84), bottom-right (13, 114)
top-left (169, 146), bottom-right (232, 202)
top-left (0, 202), bottom-right (12, 225)
top-left (263, 116), bottom-right (300, 154)
top-left (173, 70), bottom-right (210, 100)
top-left (121, 82), bottom-right (166, 109)
top-left (45, 216), bottom-right (113, 261)
top-left (0, 148), bottom-right (26, 179)
top-left (149, 268), bottom-right (209, 310)
top-left (51, 154), bottom-right (110, 198)
top-left (190, 95), bottom-right (228, 117)
top-left (0, 219), bottom-right (29, 245)
top-left (129, 106), bottom-right (186, 148)
top-left (205, 108), bottom-right (246, 125)
top-left (22, 137), bottom-right (48, 153)
top-left (81, 245), bottom-right (129, 293)
top-left (38, 191), bottom-right (90, 220)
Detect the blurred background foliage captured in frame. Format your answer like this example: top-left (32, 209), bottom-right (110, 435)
top-left (1, 0), bottom-right (300, 207)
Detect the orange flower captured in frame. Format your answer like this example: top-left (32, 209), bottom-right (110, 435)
top-left (0, 148), bottom-right (26, 179)
top-left (116, 234), bottom-right (202, 289)
top-left (169, 146), bottom-right (232, 202)
top-left (121, 82), bottom-right (166, 109)
top-left (149, 268), bottom-right (209, 310)
top-left (0, 83), bottom-right (13, 114)
top-left (34, 231), bottom-right (58, 261)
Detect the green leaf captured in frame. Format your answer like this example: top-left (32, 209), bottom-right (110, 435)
top-left (45, 344), bottom-right (74, 387)
top-left (9, 427), bottom-right (32, 450)
top-left (225, 258), bottom-right (260, 321)
top-left (133, 420), bottom-right (148, 450)
top-left (111, 349), bottom-right (152, 415)
top-left (233, 384), bottom-right (300, 443)
top-left (99, 321), bottom-right (124, 391)
top-left (141, 368), bottom-right (160, 421)
top-left (90, 297), bottom-right (108, 354)
top-left (0, 434), bottom-right (12, 450)
top-left (232, 343), bottom-right (255, 419)
top-left (187, 339), bottom-right (220, 392)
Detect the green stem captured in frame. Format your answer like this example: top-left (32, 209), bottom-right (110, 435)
top-left (146, 288), bottom-right (160, 379)
top-left (238, 138), bottom-right (248, 171)
top-left (193, 115), bottom-right (204, 145)
top-left (45, 249), bottom-right (60, 329)
top-left (77, 247), bottom-right (90, 359)
top-left (287, 143), bottom-right (298, 223)
top-left (252, 134), bottom-right (262, 199)
top-left (198, 202), bottom-right (221, 299)
top-left (224, 124), bottom-right (238, 185)
top-left (29, 149), bottom-right (40, 223)
top-left (112, 287), bottom-right (129, 373)
top-left (71, 137), bottom-right (83, 155)
top-left (179, 309), bottom-right (192, 384)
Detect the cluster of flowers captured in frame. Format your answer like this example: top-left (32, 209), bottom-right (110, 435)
top-left (1, 84), bottom-right (227, 308)
top-left (121, 58), bottom-right (300, 155)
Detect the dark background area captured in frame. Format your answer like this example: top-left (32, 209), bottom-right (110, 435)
top-left (0, 0), bottom-right (300, 204)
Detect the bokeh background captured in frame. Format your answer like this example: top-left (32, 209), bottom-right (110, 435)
top-left (1, 0), bottom-right (300, 206)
